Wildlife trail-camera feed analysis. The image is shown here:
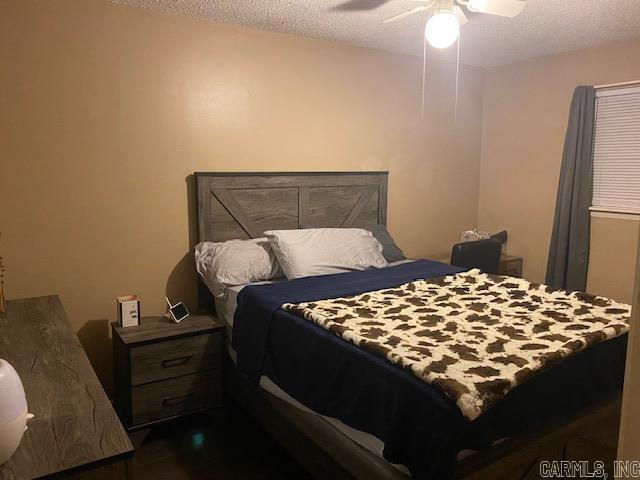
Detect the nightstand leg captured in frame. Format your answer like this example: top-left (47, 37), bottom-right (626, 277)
top-left (128, 428), bottom-right (150, 449)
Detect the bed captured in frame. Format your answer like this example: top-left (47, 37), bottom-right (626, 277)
top-left (194, 171), bottom-right (627, 479)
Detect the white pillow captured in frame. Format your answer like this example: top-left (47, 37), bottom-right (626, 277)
top-left (264, 228), bottom-right (387, 280)
top-left (195, 238), bottom-right (282, 297)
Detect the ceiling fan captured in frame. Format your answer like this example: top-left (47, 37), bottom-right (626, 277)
top-left (385, 0), bottom-right (525, 48)
top-left (336, 0), bottom-right (526, 49)
top-left (334, 0), bottom-right (526, 118)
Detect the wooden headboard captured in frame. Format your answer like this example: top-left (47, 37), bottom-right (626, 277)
top-left (195, 172), bottom-right (388, 243)
top-left (194, 171), bottom-right (389, 311)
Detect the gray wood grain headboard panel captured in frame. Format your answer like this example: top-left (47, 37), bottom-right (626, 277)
top-left (195, 172), bottom-right (389, 243)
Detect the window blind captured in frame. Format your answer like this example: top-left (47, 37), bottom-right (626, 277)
top-left (592, 85), bottom-right (640, 212)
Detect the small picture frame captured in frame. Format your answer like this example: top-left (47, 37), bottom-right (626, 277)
top-left (117, 295), bottom-right (140, 328)
top-left (166, 297), bottom-right (189, 324)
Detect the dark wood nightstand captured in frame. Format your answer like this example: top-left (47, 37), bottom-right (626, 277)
top-left (429, 253), bottom-right (523, 277)
top-left (112, 314), bottom-right (225, 433)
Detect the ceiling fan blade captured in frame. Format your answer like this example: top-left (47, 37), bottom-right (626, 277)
top-left (453, 5), bottom-right (469, 26)
top-left (382, 5), bottom-right (430, 23)
top-left (332, 0), bottom-right (392, 12)
top-left (466, 0), bottom-right (526, 18)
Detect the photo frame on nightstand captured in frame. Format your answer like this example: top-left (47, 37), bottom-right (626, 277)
top-left (166, 297), bottom-right (189, 323)
top-left (116, 295), bottom-right (140, 327)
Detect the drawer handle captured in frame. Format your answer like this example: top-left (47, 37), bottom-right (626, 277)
top-left (162, 393), bottom-right (193, 406)
top-left (161, 355), bottom-right (193, 368)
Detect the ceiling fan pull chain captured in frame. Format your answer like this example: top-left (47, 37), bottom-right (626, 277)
top-left (422, 32), bottom-right (428, 121)
top-left (455, 31), bottom-right (461, 122)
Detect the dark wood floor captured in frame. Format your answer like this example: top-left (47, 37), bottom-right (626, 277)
top-left (132, 408), bottom-right (313, 480)
top-left (131, 404), bottom-right (620, 480)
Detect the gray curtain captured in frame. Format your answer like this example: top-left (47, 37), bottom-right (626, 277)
top-left (545, 86), bottom-right (596, 291)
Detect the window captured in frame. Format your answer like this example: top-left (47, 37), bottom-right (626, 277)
top-left (591, 85), bottom-right (640, 213)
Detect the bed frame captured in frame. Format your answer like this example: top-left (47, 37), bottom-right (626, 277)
top-left (194, 171), bottom-right (621, 480)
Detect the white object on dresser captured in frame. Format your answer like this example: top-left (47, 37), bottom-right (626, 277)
top-left (0, 359), bottom-right (33, 465)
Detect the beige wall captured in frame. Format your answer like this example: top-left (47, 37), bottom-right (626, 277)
top-left (0, 0), bottom-right (484, 390)
top-left (478, 37), bottom-right (640, 303)
top-left (587, 215), bottom-right (640, 303)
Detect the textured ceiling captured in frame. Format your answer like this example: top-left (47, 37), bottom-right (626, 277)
top-left (109, 0), bottom-right (640, 67)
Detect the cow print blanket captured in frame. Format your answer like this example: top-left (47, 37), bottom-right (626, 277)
top-left (282, 269), bottom-right (630, 420)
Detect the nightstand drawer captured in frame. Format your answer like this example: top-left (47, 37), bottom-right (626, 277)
top-left (131, 370), bottom-right (222, 425)
top-left (499, 258), bottom-right (523, 278)
top-left (130, 332), bottom-right (222, 386)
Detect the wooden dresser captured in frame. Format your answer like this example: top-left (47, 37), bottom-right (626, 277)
top-left (112, 315), bottom-right (225, 432)
top-left (429, 252), bottom-right (524, 277)
top-left (0, 296), bottom-right (133, 480)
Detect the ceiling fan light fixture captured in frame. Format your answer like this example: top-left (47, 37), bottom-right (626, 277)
top-left (425, 9), bottom-right (460, 49)
top-left (467, 0), bottom-right (488, 12)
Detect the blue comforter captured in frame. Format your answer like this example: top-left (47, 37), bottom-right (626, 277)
top-left (231, 260), bottom-right (627, 479)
